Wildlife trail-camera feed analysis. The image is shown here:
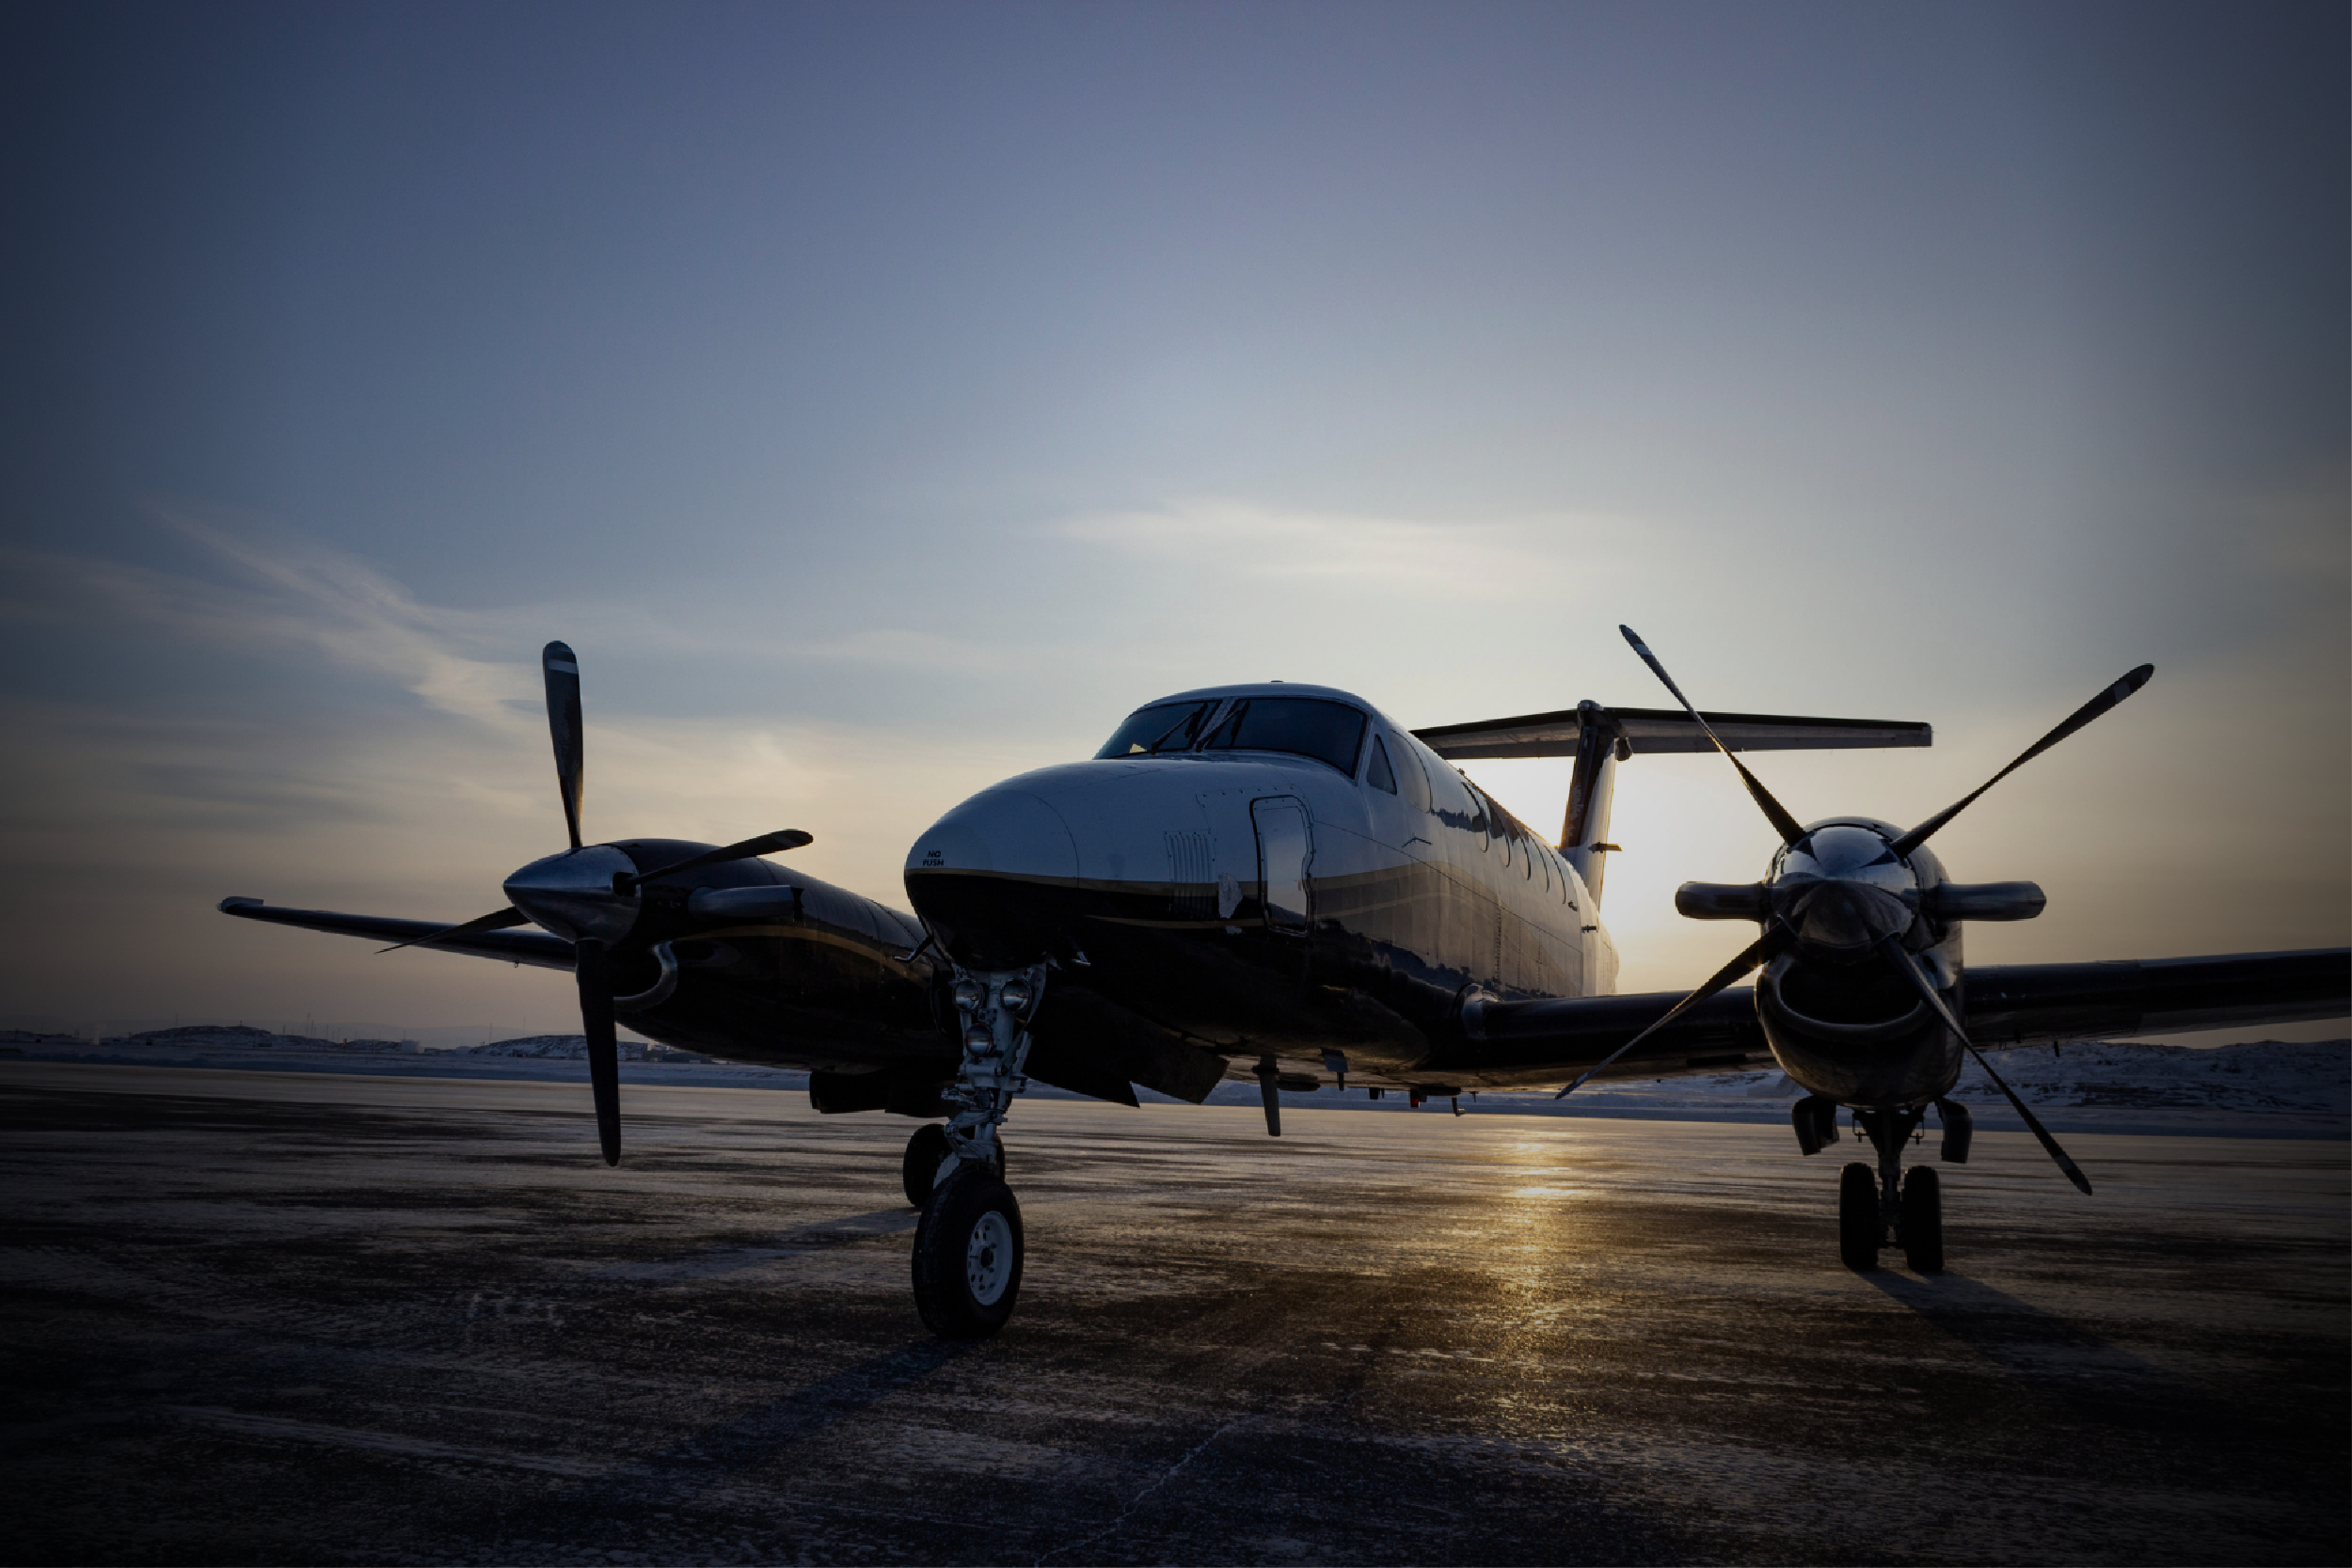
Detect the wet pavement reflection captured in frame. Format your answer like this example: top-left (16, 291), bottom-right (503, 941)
top-left (4, 1063), bottom-right (2344, 1565)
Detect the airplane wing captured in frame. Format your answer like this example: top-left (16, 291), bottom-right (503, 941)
top-left (1423, 948), bottom-right (2348, 1087)
top-left (1963, 949), bottom-right (2350, 1047)
top-left (1414, 705), bottom-right (1931, 760)
top-left (217, 897), bottom-right (577, 971)
top-left (1423, 986), bottom-right (1777, 1086)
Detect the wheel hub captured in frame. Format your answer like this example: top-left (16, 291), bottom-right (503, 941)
top-left (966, 1211), bottom-right (1013, 1306)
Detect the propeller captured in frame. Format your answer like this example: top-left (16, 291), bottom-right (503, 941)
top-left (1618, 625), bottom-right (1807, 847)
top-left (378, 640), bottom-right (812, 1165)
top-left (1888, 663), bottom-right (2153, 858)
top-left (575, 937), bottom-right (622, 1166)
top-left (1871, 930), bottom-right (2090, 1194)
top-left (615, 829), bottom-right (813, 891)
top-left (1575, 630), bottom-right (2151, 1197)
top-left (375, 905), bottom-right (532, 955)
top-left (1553, 923), bottom-right (1794, 1098)
top-left (545, 641), bottom-right (585, 851)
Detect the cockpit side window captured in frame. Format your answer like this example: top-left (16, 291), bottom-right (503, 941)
top-left (1094, 701), bottom-right (1216, 758)
top-left (1200, 697), bottom-right (1368, 776)
top-left (1365, 735), bottom-right (1398, 795)
top-left (1421, 756), bottom-right (1483, 839)
top-left (1390, 734), bottom-right (1432, 811)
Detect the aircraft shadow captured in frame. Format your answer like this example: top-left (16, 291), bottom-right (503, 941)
top-left (580, 1208), bottom-right (921, 1284)
top-left (507, 1337), bottom-right (976, 1535)
top-left (1863, 1269), bottom-right (2226, 1420)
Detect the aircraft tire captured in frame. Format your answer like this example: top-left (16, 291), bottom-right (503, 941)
top-left (912, 1164), bottom-right (1025, 1339)
top-left (1900, 1166), bottom-right (1944, 1274)
top-left (1837, 1162), bottom-right (1879, 1271)
top-left (901, 1123), bottom-right (951, 1208)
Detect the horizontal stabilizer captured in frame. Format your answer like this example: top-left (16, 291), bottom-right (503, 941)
top-left (1414, 705), bottom-right (1931, 760)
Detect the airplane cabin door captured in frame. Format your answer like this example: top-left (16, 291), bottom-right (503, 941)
top-left (1251, 797), bottom-right (1312, 934)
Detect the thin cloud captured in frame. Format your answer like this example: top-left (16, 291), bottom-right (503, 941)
top-left (1055, 499), bottom-right (1649, 598)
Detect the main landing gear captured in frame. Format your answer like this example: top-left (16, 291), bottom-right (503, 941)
top-left (1825, 1100), bottom-right (1970, 1274)
top-left (907, 961), bottom-right (1046, 1338)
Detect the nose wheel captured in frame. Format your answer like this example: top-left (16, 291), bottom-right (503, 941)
top-left (901, 1122), bottom-right (950, 1208)
top-left (1837, 1161), bottom-right (1879, 1269)
top-left (1899, 1166), bottom-right (1943, 1273)
top-left (901, 1121), bottom-right (1005, 1207)
top-left (1840, 1106), bottom-right (1945, 1274)
top-left (912, 1164), bottom-right (1025, 1338)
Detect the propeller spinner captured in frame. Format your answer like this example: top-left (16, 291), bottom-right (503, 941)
top-left (1557, 626), bottom-right (2152, 1196)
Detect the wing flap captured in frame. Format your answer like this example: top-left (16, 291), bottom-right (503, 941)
top-left (1413, 705), bottom-right (1931, 760)
top-left (217, 898), bottom-right (576, 971)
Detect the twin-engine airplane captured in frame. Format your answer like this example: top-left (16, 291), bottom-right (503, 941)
top-left (222, 631), bottom-right (2349, 1338)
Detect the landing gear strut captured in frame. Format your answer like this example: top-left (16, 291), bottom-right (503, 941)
top-left (910, 961), bottom-right (1046, 1338)
top-left (1837, 1106), bottom-right (1943, 1274)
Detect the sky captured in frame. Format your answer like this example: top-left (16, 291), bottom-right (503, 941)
top-left (1, 0), bottom-right (2344, 1042)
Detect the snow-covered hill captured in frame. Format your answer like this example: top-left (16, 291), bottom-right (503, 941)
top-left (463, 1035), bottom-right (707, 1063)
top-left (1659, 1039), bottom-right (2347, 1117)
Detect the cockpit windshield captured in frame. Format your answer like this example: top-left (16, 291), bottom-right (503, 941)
top-left (1200, 697), bottom-right (1367, 775)
top-left (1093, 701), bottom-right (1216, 758)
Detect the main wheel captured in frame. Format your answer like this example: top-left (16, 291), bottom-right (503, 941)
top-left (1837, 1162), bottom-right (1880, 1271)
top-left (911, 1164), bottom-right (1025, 1338)
top-left (901, 1123), bottom-right (951, 1208)
top-left (1900, 1165), bottom-right (1944, 1273)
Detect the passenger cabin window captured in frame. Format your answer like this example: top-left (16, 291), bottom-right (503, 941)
top-left (1365, 735), bottom-right (1398, 795)
top-left (1094, 700), bottom-right (1216, 758)
top-left (1200, 697), bottom-right (1367, 776)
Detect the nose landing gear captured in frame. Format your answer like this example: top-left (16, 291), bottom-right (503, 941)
top-left (909, 960), bottom-right (1047, 1338)
top-left (1837, 1106), bottom-right (1945, 1274)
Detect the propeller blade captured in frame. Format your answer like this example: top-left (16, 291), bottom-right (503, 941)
top-left (1871, 934), bottom-right (2090, 1194)
top-left (544, 641), bottom-right (586, 851)
top-left (375, 906), bottom-right (531, 955)
top-left (1889, 664), bottom-right (2153, 859)
top-left (1619, 626), bottom-right (1807, 847)
top-left (1555, 924), bottom-right (1793, 1098)
top-left (618, 829), bottom-right (814, 890)
top-left (574, 936), bottom-right (621, 1166)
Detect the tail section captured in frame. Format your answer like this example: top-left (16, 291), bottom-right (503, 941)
top-left (1411, 699), bottom-right (1931, 911)
top-left (1559, 702), bottom-right (1624, 905)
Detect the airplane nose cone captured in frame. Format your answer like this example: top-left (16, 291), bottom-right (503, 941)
top-left (907, 789), bottom-right (1080, 880)
top-left (1772, 823), bottom-right (1917, 958)
top-left (501, 845), bottom-right (640, 943)
top-left (904, 789), bottom-right (1081, 968)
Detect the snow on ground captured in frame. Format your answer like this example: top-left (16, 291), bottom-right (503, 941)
top-left (4, 1027), bottom-right (2343, 1136)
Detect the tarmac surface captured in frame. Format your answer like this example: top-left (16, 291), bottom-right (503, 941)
top-left (4, 1062), bottom-right (2345, 1566)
